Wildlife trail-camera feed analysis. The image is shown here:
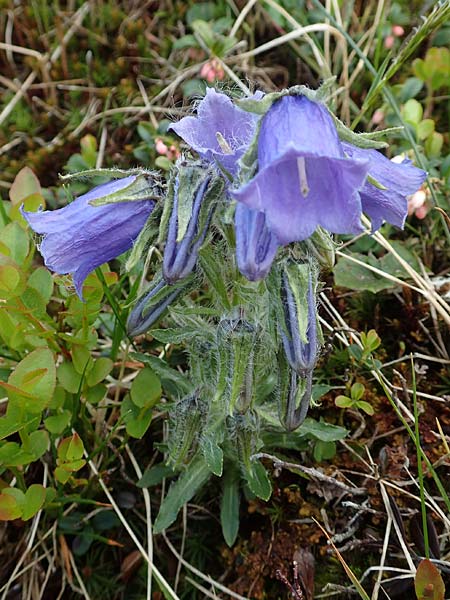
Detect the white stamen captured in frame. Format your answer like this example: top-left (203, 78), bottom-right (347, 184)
top-left (297, 157), bottom-right (309, 197)
top-left (216, 132), bottom-right (233, 155)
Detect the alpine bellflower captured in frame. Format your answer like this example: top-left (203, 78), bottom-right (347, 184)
top-left (232, 93), bottom-right (426, 244)
top-left (169, 87), bottom-right (261, 177)
top-left (342, 143), bottom-right (427, 231)
top-left (22, 176), bottom-right (156, 299)
top-left (170, 88), bottom-right (280, 281)
top-left (232, 95), bottom-right (371, 245)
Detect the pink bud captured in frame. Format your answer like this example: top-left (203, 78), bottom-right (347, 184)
top-left (408, 189), bottom-right (427, 216)
top-left (200, 63), bottom-right (212, 79)
top-left (372, 109), bottom-right (385, 125)
top-left (200, 59), bottom-right (225, 83)
top-left (155, 138), bottom-right (168, 155)
top-left (392, 25), bottom-right (404, 36)
top-left (415, 205), bottom-right (428, 219)
top-left (206, 69), bottom-right (216, 84)
top-left (384, 35), bottom-right (395, 49)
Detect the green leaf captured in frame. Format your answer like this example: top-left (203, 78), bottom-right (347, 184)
top-left (173, 34), bottom-right (198, 50)
top-left (6, 348), bottom-right (56, 414)
top-left (402, 99), bottom-right (423, 125)
top-left (66, 432), bottom-right (84, 461)
top-left (355, 401), bottom-right (375, 415)
top-left (57, 361), bottom-right (83, 394)
top-left (86, 357), bottom-right (113, 387)
top-left (27, 267), bottom-right (53, 303)
top-left (0, 442), bottom-right (35, 466)
top-left (0, 222), bottom-right (29, 264)
top-left (425, 132), bottom-right (443, 158)
top-left (72, 345), bottom-right (93, 375)
top-left (27, 430), bottom-right (49, 459)
top-left (44, 410), bottom-right (71, 434)
top-left (414, 558), bottom-right (445, 600)
top-left (246, 461), bottom-right (272, 501)
top-left (361, 329), bottom-right (381, 352)
top-left (150, 327), bottom-right (202, 344)
top-left (21, 286), bottom-right (47, 315)
top-left (130, 368), bottom-right (161, 409)
top-left (85, 384), bottom-right (106, 405)
top-left (121, 395), bottom-right (153, 439)
top-left (80, 134), bottom-right (97, 168)
top-left (221, 470), bottom-right (240, 547)
top-left (0, 264), bottom-right (22, 296)
top-left (137, 464), bottom-right (176, 488)
top-left (0, 415), bottom-right (39, 441)
top-left (334, 252), bottom-right (395, 293)
top-left (417, 119), bottom-right (435, 141)
top-left (54, 466), bottom-right (71, 484)
top-left (22, 484), bottom-right (46, 521)
top-left (298, 418), bottom-right (348, 442)
top-left (131, 353), bottom-right (192, 395)
top-left (153, 455), bottom-right (211, 533)
top-left (335, 395), bottom-right (353, 408)
top-left (8, 167), bottom-right (42, 207)
top-left (351, 382), bottom-right (365, 401)
top-left (313, 440), bottom-right (336, 461)
top-left (200, 435), bottom-right (223, 477)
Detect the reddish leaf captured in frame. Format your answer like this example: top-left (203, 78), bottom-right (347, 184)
top-left (415, 559), bottom-right (445, 600)
top-left (0, 492), bottom-right (21, 521)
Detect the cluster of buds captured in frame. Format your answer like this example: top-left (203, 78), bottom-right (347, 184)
top-left (200, 58), bottom-right (225, 83)
top-left (127, 159), bottom-right (224, 335)
top-left (384, 24), bottom-right (405, 49)
top-left (155, 137), bottom-right (180, 161)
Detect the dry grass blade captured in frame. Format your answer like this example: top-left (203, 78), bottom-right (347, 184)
top-left (86, 454), bottom-right (180, 600)
top-left (313, 518), bottom-right (371, 600)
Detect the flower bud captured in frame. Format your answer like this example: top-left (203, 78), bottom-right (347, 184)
top-left (162, 160), bottom-right (225, 284)
top-left (168, 393), bottom-right (206, 467)
top-left (278, 364), bottom-right (313, 431)
top-left (234, 204), bottom-right (279, 281)
top-left (279, 261), bottom-right (320, 377)
top-left (303, 226), bottom-right (336, 269)
top-left (216, 316), bottom-right (257, 414)
top-left (127, 273), bottom-right (193, 337)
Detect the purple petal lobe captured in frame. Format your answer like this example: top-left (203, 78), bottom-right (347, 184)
top-left (22, 176), bottom-right (154, 299)
top-left (169, 88), bottom-right (261, 175)
top-left (342, 143), bottom-right (427, 230)
top-left (258, 95), bottom-right (344, 167)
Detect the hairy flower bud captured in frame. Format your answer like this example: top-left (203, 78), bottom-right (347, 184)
top-left (234, 203), bottom-right (279, 281)
top-left (279, 261), bottom-right (320, 377)
top-left (216, 316), bottom-right (257, 414)
top-left (162, 161), bottom-right (225, 284)
top-left (127, 273), bottom-right (193, 337)
top-left (168, 393), bottom-right (206, 467)
top-left (278, 363), bottom-right (313, 431)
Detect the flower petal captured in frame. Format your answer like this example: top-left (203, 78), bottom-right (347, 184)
top-left (232, 154), bottom-right (368, 245)
top-left (235, 204), bottom-right (279, 280)
top-left (22, 177), bottom-right (155, 298)
top-left (169, 88), bottom-right (261, 175)
top-left (258, 95), bottom-right (344, 167)
top-left (342, 143), bottom-right (427, 230)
